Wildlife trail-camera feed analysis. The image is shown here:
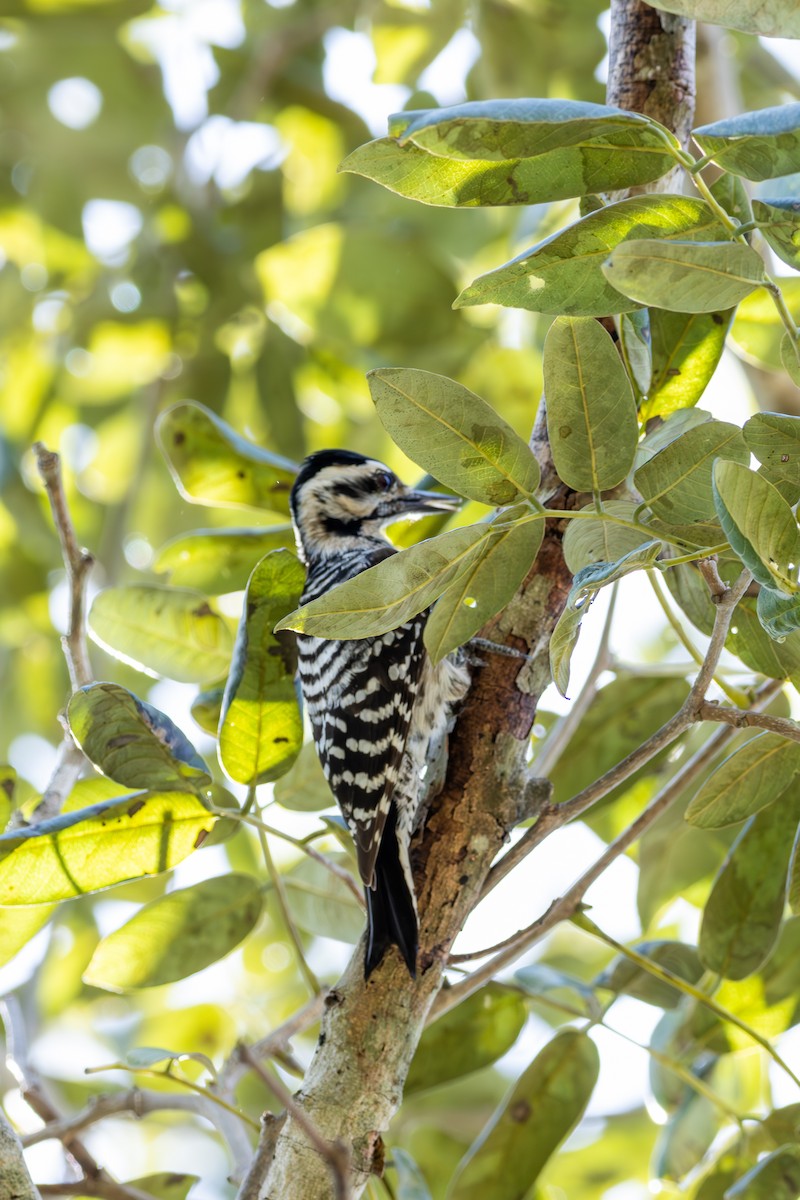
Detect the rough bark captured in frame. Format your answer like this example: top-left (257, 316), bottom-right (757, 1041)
top-left (0, 1111), bottom-right (40, 1200)
top-left (261, 3), bottom-right (696, 1196)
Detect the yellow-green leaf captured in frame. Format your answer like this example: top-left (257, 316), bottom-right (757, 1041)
top-left (712, 460), bottom-right (800, 593)
top-left (603, 239), bottom-right (766, 312)
top-left (686, 733), bottom-right (800, 828)
top-left (154, 526), bottom-right (295, 593)
top-left (635, 421), bottom-right (748, 523)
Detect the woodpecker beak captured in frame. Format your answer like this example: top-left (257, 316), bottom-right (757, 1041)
top-left (394, 488), bottom-right (461, 517)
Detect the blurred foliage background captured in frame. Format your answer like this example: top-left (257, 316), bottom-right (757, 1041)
top-left (4, 2), bottom-right (800, 1197)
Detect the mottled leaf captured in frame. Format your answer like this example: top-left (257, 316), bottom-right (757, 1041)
top-left (634, 421), bottom-right (748, 523)
top-left (0, 793), bottom-right (216, 905)
top-left (83, 874), bottom-right (263, 990)
top-left (448, 1029), bottom-right (599, 1200)
top-left (156, 402), bottom-right (296, 513)
top-left (603, 240), bottom-right (766, 312)
top-left (752, 198), bottom-right (800, 270)
top-left (544, 317), bottom-right (638, 492)
top-left (368, 367), bottom-right (540, 504)
top-left (89, 586), bottom-right (233, 684)
top-left (219, 551), bottom-right (304, 786)
top-left (68, 683), bottom-right (209, 793)
top-left (456, 196), bottom-right (726, 315)
top-left (694, 104), bottom-right (800, 181)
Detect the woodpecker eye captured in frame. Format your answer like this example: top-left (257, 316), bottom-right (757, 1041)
top-left (375, 470), bottom-right (394, 491)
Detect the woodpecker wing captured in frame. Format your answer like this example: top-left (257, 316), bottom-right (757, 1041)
top-left (304, 616), bottom-right (427, 889)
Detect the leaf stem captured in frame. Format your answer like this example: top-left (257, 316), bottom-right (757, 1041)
top-left (647, 571), bottom-right (745, 705)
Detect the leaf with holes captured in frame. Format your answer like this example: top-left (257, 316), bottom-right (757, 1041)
top-left (0, 793), bottom-right (216, 905)
top-left (544, 317), bottom-right (638, 493)
top-left (83, 874), bottom-right (263, 990)
top-left (368, 367), bottom-right (540, 504)
top-left (699, 788), bottom-right (800, 980)
top-left (89, 586), bottom-right (233, 684)
top-left (156, 402), bottom-right (297, 513)
top-left (424, 515), bottom-right (543, 663)
top-left (713, 461), bottom-right (800, 593)
top-left (456, 195), bottom-right (727, 315)
top-left (218, 550), bottom-right (304, 786)
top-left (275, 524), bottom-right (489, 639)
top-left (603, 240), bottom-right (767, 312)
top-left (686, 733), bottom-right (800, 828)
top-left (68, 683), bottom-right (209, 793)
top-left (448, 1029), bottom-right (599, 1200)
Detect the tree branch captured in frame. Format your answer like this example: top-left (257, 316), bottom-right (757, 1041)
top-left (236, 1114), bottom-right (286, 1200)
top-left (0, 1109), bottom-right (40, 1200)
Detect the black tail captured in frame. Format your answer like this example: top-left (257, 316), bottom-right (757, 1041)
top-left (364, 806), bottom-right (418, 978)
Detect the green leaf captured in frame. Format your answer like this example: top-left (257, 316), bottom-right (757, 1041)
top-left (407, 985), bottom-right (527, 1095)
top-left (0, 793), bottom-right (216, 904)
top-left (619, 309), bottom-right (652, 397)
top-left (154, 527), bottom-right (295, 593)
top-left (603, 240), bottom-right (767, 312)
top-left (572, 541), bottom-right (663, 593)
top-left (156, 402), bottom-right (297, 514)
top-left (514, 963), bottom-right (600, 1019)
top-left (562, 501), bottom-right (648, 573)
top-left (543, 317), bottom-right (638, 492)
top-left (275, 524), bottom-right (488, 639)
top-left (685, 733), bottom-right (800, 828)
top-left (595, 940), bottom-right (703, 1009)
top-left (655, 1092), bottom-right (718, 1182)
top-left (83, 874), bottom-right (263, 991)
top-left (730, 278), bottom-right (800, 371)
top-left (367, 368), bottom-right (540, 504)
top-left (456, 196), bottom-right (727, 315)
top-left (190, 687), bottom-right (224, 736)
top-left (644, 0), bottom-right (800, 37)
top-left (0, 906), bottom-right (55, 967)
top-left (757, 586), bottom-right (800, 639)
top-left (68, 683), bottom-right (210, 793)
top-left (743, 412), bottom-right (800, 505)
top-left (642, 308), bottom-right (734, 420)
top-left (724, 1145), bottom-right (800, 1199)
top-left (391, 1149), bottom-right (433, 1200)
top-left (634, 421), bottom-right (749, 523)
top-left (549, 591), bottom-right (589, 699)
top-left (752, 199), bottom-right (800, 270)
top-left (698, 788), bottom-right (800, 980)
top-left (89, 586), bottom-right (233, 684)
top-left (273, 742), bottom-right (334, 812)
top-left (447, 1029), bottom-right (599, 1200)
top-left (284, 854), bottom-right (363, 943)
top-left (218, 551), bottom-right (304, 787)
top-left (712, 461), bottom-right (800, 592)
top-left (343, 101), bottom-right (677, 208)
top-left (694, 104), bottom-right (800, 181)
top-left (780, 332), bottom-right (800, 390)
top-left (424, 515), bottom-right (543, 663)
top-left (0, 766), bottom-right (15, 833)
top-left (122, 1175), bottom-right (198, 1200)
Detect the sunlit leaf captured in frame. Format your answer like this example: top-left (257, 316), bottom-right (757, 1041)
top-left (122, 1175), bottom-right (198, 1200)
top-left (642, 308), bottom-right (733, 420)
top-left (0, 793), bottom-right (216, 905)
top-left (634, 421), bottom-right (748, 523)
top-left (156, 402), bottom-right (297, 514)
top-left (0, 906), bottom-right (55, 967)
top-left (685, 733), bottom-right (800, 828)
top-left (368, 367), bottom-right (540, 504)
top-left (544, 317), bottom-right (638, 492)
top-left (275, 524), bottom-right (488, 639)
top-left (68, 682), bottom-right (209, 793)
top-left (456, 196), bottom-right (726, 315)
top-left (693, 104), bottom-right (800, 180)
top-left (603, 240), bottom-right (766, 312)
top-left (219, 550), bottom-right (304, 786)
top-left (154, 527), bottom-right (295, 593)
top-left (730, 278), bottom-right (800, 371)
top-left (712, 461), bottom-right (800, 592)
top-left (448, 1029), bottom-right (599, 1199)
top-left (406, 986), bottom-right (527, 1095)
top-left (724, 1144), bottom-right (800, 1198)
top-left (698, 788), bottom-right (800, 979)
top-left (89, 586), bottom-right (233, 683)
top-left (424, 515), bottom-right (543, 663)
top-left (83, 874), bottom-right (263, 990)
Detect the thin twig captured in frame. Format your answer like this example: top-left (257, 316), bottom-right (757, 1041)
top-left (235, 1112), bottom-right (287, 1200)
top-left (29, 442), bottom-right (95, 824)
top-left (238, 1046), bottom-right (351, 1200)
top-left (215, 992), bottom-right (326, 1102)
top-left (698, 700), bottom-right (800, 742)
top-left (254, 808), bottom-right (320, 995)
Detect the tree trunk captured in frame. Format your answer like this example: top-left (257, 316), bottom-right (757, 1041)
top-left (261, 3), bottom-right (696, 1196)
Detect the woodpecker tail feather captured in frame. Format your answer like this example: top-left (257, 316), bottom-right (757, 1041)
top-left (364, 806), bottom-right (418, 978)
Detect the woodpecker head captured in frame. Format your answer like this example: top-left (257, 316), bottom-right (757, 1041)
top-left (290, 449), bottom-right (459, 561)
